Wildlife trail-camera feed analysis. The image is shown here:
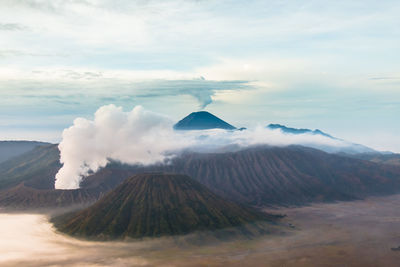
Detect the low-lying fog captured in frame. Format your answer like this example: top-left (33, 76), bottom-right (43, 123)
top-left (2, 195), bottom-right (400, 267)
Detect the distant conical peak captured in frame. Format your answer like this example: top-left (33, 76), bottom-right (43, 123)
top-left (174, 111), bottom-right (236, 130)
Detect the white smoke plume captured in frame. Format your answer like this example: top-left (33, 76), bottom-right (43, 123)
top-left (55, 105), bottom-right (191, 189)
top-left (55, 104), bottom-right (357, 189)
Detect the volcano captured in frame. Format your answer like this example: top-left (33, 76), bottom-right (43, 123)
top-left (52, 173), bottom-right (275, 240)
top-left (174, 111), bottom-right (236, 130)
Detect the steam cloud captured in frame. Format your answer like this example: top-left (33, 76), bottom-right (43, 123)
top-left (55, 105), bottom-right (191, 189)
top-left (55, 104), bottom-right (349, 189)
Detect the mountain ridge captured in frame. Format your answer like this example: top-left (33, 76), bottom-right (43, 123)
top-left (266, 123), bottom-right (376, 154)
top-left (0, 140), bottom-right (51, 163)
top-left (267, 124), bottom-right (333, 138)
top-left (2, 144), bottom-right (400, 209)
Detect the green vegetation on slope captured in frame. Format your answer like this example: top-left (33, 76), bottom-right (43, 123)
top-left (53, 173), bottom-right (278, 240)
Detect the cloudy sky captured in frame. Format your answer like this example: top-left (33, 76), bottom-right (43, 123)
top-left (0, 0), bottom-right (399, 151)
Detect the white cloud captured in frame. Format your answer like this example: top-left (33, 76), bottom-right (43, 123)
top-left (55, 104), bottom-right (355, 189)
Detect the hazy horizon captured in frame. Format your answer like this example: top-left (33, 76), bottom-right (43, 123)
top-left (0, 0), bottom-right (399, 152)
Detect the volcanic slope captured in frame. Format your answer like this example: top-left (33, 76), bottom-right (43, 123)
top-left (0, 144), bottom-right (99, 209)
top-left (0, 140), bottom-right (50, 163)
top-left (53, 173), bottom-right (277, 240)
top-left (347, 153), bottom-right (400, 167)
top-left (3, 145), bottom-right (400, 208)
top-left (82, 146), bottom-right (400, 206)
top-left (0, 144), bottom-right (60, 190)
